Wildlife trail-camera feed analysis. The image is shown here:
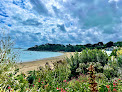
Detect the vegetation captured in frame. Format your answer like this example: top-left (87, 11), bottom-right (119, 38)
top-left (0, 36), bottom-right (122, 91)
top-left (66, 49), bottom-right (109, 78)
top-left (28, 41), bottom-right (122, 52)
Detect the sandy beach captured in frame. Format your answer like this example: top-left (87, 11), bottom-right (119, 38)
top-left (18, 52), bottom-right (74, 74)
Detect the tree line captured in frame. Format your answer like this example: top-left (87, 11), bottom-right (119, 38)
top-left (27, 41), bottom-right (122, 52)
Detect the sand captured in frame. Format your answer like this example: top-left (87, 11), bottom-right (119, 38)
top-left (18, 52), bottom-right (74, 74)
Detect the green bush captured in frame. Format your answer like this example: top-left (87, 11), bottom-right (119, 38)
top-left (110, 49), bottom-right (118, 57)
top-left (103, 56), bottom-right (121, 79)
top-left (117, 55), bottom-right (122, 67)
top-left (0, 36), bottom-right (18, 91)
top-left (66, 49), bottom-right (108, 77)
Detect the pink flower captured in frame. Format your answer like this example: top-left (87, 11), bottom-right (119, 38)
top-left (8, 86), bottom-right (11, 89)
top-left (42, 82), bottom-right (43, 83)
top-left (60, 88), bottom-right (66, 92)
top-left (118, 79), bottom-right (120, 80)
top-left (106, 85), bottom-right (110, 88)
top-left (63, 80), bottom-right (66, 82)
top-left (113, 83), bottom-right (116, 86)
top-left (38, 78), bottom-right (40, 82)
top-left (113, 88), bottom-right (117, 91)
top-left (57, 87), bottom-right (59, 90)
top-left (33, 85), bottom-right (34, 86)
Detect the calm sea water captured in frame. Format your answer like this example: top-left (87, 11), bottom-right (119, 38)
top-left (13, 49), bottom-right (112, 63)
top-left (13, 49), bottom-right (63, 62)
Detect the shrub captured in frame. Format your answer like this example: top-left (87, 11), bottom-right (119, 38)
top-left (110, 49), bottom-right (118, 57)
top-left (0, 36), bottom-right (18, 91)
top-left (26, 60), bottom-right (71, 91)
top-left (117, 48), bottom-right (122, 56)
top-left (117, 56), bottom-right (122, 67)
top-left (66, 49), bottom-right (108, 77)
top-left (66, 52), bottom-right (79, 78)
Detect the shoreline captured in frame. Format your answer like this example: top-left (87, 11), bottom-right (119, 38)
top-left (18, 52), bottom-right (74, 74)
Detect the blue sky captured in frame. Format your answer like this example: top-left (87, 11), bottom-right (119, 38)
top-left (0, 0), bottom-right (122, 48)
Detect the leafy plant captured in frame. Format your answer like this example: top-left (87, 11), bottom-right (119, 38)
top-left (66, 49), bottom-right (108, 77)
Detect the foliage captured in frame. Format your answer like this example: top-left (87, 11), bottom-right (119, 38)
top-left (98, 79), bottom-right (122, 92)
top-left (0, 36), bottom-right (18, 91)
top-left (0, 35), bottom-right (122, 91)
top-left (27, 41), bottom-right (122, 52)
top-left (88, 65), bottom-right (98, 92)
top-left (117, 48), bottom-right (122, 56)
top-left (110, 49), bottom-right (118, 57)
top-left (66, 49), bottom-right (108, 78)
top-left (105, 41), bottom-right (114, 47)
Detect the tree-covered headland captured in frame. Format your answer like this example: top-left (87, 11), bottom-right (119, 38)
top-left (28, 41), bottom-right (122, 52)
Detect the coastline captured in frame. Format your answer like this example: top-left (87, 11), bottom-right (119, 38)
top-left (18, 52), bottom-right (74, 74)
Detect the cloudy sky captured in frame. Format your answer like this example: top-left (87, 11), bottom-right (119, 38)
top-left (0, 0), bottom-right (122, 48)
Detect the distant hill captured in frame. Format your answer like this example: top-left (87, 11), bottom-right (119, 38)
top-left (27, 41), bottom-right (122, 52)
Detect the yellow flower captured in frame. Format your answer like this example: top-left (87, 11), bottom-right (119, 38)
top-left (117, 48), bottom-right (122, 56)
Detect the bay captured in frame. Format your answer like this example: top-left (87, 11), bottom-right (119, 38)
top-left (13, 49), bottom-right (63, 62)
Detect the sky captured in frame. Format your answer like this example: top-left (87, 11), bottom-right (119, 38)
top-left (0, 0), bottom-right (122, 48)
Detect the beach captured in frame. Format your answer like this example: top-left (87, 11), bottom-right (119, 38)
top-left (18, 52), bottom-right (74, 74)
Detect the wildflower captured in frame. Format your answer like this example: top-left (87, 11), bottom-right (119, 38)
top-left (63, 80), bottom-right (66, 82)
top-left (8, 86), bottom-right (11, 89)
top-left (113, 88), bottom-right (117, 91)
top-left (33, 85), bottom-right (34, 87)
top-left (60, 88), bottom-right (66, 92)
top-left (118, 79), bottom-right (120, 80)
top-left (106, 85), bottom-right (110, 88)
top-left (113, 83), bottom-right (116, 86)
top-left (42, 82), bottom-right (43, 83)
top-left (44, 84), bottom-right (49, 88)
top-left (67, 82), bottom-right (69, 84)
top-left (38, 78), bottom-right (40, 82)
top-left (57, 87), bottom-right (59, 90)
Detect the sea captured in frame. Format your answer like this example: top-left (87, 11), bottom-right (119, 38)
top-left (13, 49), bottom-right (63, 63)
top-left (13, 49), bottom-right (112, 63)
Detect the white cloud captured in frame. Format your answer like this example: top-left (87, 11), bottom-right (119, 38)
top-left (108, 0), bottom-right (119, 3)
top-left (0, 0), bottom-right (121, 47)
